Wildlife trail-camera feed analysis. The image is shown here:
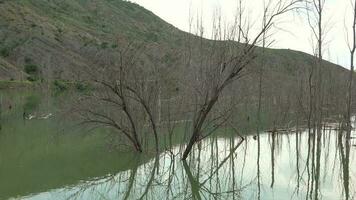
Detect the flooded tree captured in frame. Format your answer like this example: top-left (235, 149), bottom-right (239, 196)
top-left (181, 0), bottom-right (303, 160)
top-left (347, 0), bottom-right (356, 126)
top-left (79, 42), bottom-right (161, 153)
top-left (339, 1), bottom-right (356, 199)
top-left (305, 1), bottom-right (327, 198)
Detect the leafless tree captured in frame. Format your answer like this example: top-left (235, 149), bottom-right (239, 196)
top-left (347, 0), bottom-right (356, 125)
top-left (305, 0), bottom-right (326, 126)
top-left (339, 1), bottom-right (356, 199)
top-left (181, 0), bottom-right (302, 160)
top-left (305, 1), bottom-right (328, 199)
top-left (79, 42), bottom-right (161, 153)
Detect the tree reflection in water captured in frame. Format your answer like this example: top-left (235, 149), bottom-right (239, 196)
top-left (25, 119), bottom-right (355, 200)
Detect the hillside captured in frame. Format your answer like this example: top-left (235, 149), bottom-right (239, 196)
top-left (0, 0), bottom-right (351, 95)
top-left (0, 0), bottom-right (185, 79)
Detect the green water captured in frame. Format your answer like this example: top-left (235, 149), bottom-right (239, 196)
top-left (0, 90), bottom-right (355, 200)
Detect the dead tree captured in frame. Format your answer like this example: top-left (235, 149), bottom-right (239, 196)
top-left (305, 0), bottom-right (327, 126)
top-left (339, 2), bottom-right (356, 199)
top-left (79, 43), bottom-right (160, 153)
top-left (181, 0), bottom-right (302, 160)
top-left (305, 1), bottom-right (328, 199)
top-left (347, 0), bottom-right (356, 125)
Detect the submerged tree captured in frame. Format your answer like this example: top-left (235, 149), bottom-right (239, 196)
top-left (305, 1), bottom-right (327, 199)
top-left (79, 42), bottom-right (161, 153)
top-left (305, 0), bottom-right (326, 127)
top-left (181, 0), bottom-right (302, 160)
top-left (339, 1), bottom-right (356, 199)
top-left (346, 0), bottom-right (356, 126)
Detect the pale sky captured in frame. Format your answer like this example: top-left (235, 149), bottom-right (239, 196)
top-left (130, 0), bottom-right (355, 69)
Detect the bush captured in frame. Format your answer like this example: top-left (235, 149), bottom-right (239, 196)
top-left (24, 64), bottom-right (38, 74)
top-left (27, 76), bottom-right (38, 82)
top-left (0, 48), bottom-right (10, 57)
top-left (24, 62), bottom-right (40, 82)
top-left (53, 80), bottom-right (68, 91)
top-left (111, 44), bottom-right (118, 49)
top-left (24, 57), bottom-right (32, 64)
top-left (75, 82), bottom-right (90, 92)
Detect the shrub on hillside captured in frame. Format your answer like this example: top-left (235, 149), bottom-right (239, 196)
top-left (53, 80), bottom-right (68, 91)
top-left (0, 48), bottom-right (10, 57)
top-left (24, 64), bottom-right (38, 74)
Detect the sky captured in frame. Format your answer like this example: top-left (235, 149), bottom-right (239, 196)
top-left (130, 0), bottom-right (355, 69)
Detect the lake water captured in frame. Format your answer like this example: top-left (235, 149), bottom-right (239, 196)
top-left (0, 90), bottom-right (355, 200)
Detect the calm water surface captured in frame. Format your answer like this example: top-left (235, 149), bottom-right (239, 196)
top-left (0, 90), bottom-right (355, 200)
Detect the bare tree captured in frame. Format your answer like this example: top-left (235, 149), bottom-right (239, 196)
top-left (347, 0), bottom-right (356, 125)
top-left (305, 0), bottom-right (331, 126)
top-left (305, 1), bottom-right (328, 199)
top-left (79, 42), bottom-right (161, 153)
top-left (339, 2), bottom-right (356, 199)
top-left (181, 0), bottom-right (302, 160)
